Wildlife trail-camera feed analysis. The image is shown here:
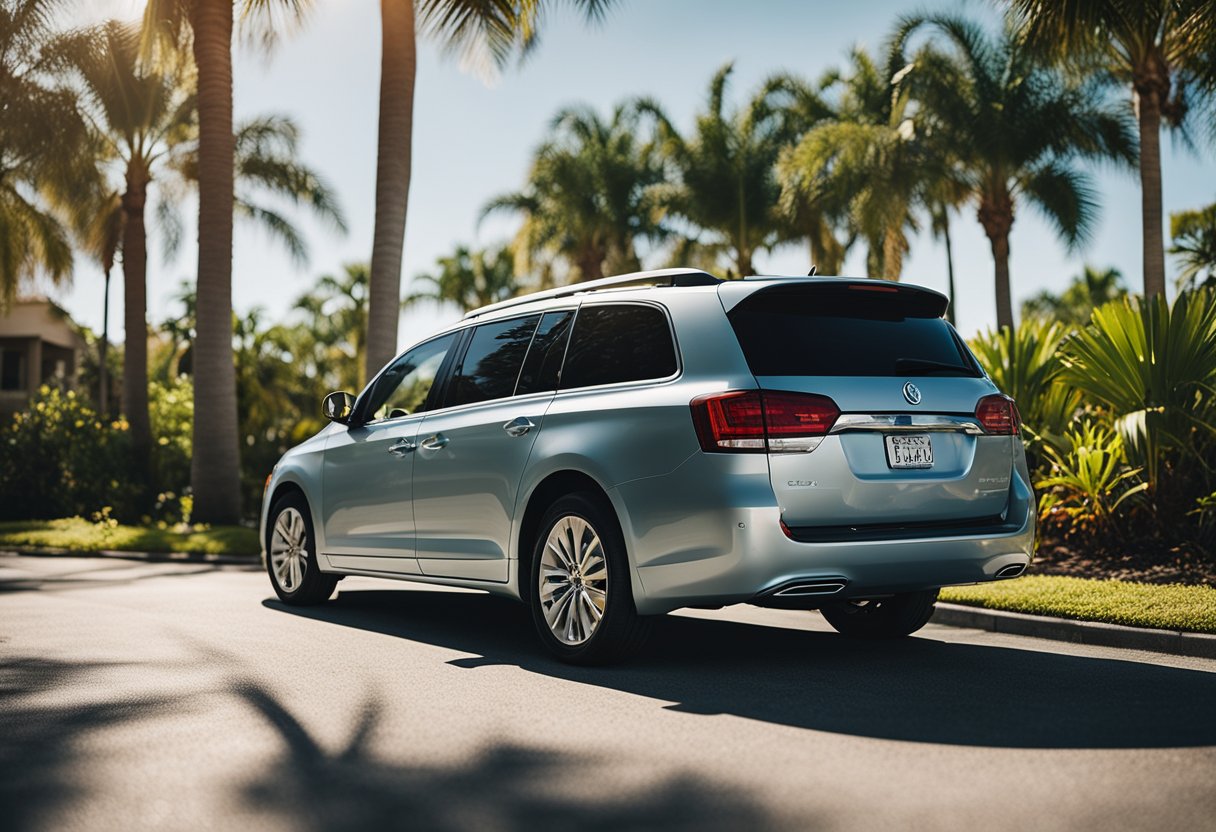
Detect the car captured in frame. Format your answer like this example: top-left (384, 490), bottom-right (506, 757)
top-left (261, 268), bottom-right (1035, 664)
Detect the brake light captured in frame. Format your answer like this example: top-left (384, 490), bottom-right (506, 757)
top-left (976, 394), bottom-right (1021, 435)
top-left (690, 390), bottom-right (839, 452)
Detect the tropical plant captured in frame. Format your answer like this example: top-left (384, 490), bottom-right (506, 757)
top-left (1056, 288), bottom-right (1216, 515)
top-left (406, 245), bottom-right (520, 313)
top-left (1170, 203), bottom-right (1216, 290)
top-left (484, 105), bottom-right (667, 282)
top-left (1021, 265), bottom-right (1128, 327)
top-left (1006, 0), bottom-right (1216, 299)
top-left (294, 262), bottom-right (371, 393)
top-left (968, 318), bottom-right (1081, 468)
top-left (364, 0), bottom-right (619, 385)
top-left (889, 14), bottom-right (1137, 329)
top-left (1037, 418), bottom-right (1147, 539)
top-left (636, 63), bottom-right (804, 277)
top-left (0, 0), bottom-right (91, 305)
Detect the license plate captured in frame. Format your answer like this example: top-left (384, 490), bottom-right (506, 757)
top-left (885, 434), bottom-right (934, 469)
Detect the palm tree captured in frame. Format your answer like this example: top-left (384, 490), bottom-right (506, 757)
top-left (777, 49), bottom-right (949, 280)
top-left (1022, 265), bottom-right (1127, 326)
top-left (143, 0), bottom-right (316, 523)
top-left (66, 20), bottom-right (344, 509)
top-left (1169, 203), bottom-right (1216, 290)
top-left (636, 64), bottom-right (804, 277)
top-left (0, 0), bottom-right (91, 305)
top-left (406, 244), bottom-right (519, 312)
top-left (483, 104), bottom-right (667, 282)
top-left (365, 0), bottom-right (618, 384)
top-left (1005, 0), bottom-right (1216, 299)
top-left (890, 15), bottom-right (1136, 330)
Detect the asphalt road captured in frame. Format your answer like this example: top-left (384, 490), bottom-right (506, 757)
top-left (2, 554), bottom-right (1215, 832)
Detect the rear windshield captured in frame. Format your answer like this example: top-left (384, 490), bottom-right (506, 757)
top-left (728, 285), bottom-right (979, 377)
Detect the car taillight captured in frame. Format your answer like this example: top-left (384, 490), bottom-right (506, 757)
top-left (690, 390), bottom-right (840, 452)
top-left (976, 394), bottom-right (1020, 435)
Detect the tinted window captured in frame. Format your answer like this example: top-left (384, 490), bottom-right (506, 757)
top-left (516, 310), bottom-right (574, 395)
top-left (363, 333), bottom-right (456, 421)
top-left (447, 315), bottom-right (541, 407)
top-left (728, 285), bottom-right (978, 377)
top-left (0, 348), bottom-right (24, 391)
top-left (560, 304), bottom-right (677, 389)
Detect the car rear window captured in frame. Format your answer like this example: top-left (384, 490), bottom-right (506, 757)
top-left (560, 304), bottom-right (677, 389)
top-left (728, 284), bottom-right (979, 377)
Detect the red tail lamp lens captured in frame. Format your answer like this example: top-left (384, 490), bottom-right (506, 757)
top-left (690, 390), bottom-right (840, 452)
top-left (976, 394), bottom-right (1020, 435)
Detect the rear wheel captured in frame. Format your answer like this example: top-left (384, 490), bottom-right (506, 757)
top-left (529, 492), bottom-right (651, 665)
top-left (266, 491), bottom-right (337, 605)
top-left (820, 589), bottom-right (939, 638)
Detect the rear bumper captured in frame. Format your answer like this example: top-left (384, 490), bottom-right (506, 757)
top-left (613, 453), bottom-right (1036, 615)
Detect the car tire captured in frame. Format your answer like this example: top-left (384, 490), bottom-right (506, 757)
top-left (528, 492), bottom-right (652, 665)
top-left (819, 589), bottom-right (939, 639)
top-left (266, 491), bottom-right (338, 606)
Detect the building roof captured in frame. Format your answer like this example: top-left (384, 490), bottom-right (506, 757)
top-left (0, 297), bottom-right (86, 351)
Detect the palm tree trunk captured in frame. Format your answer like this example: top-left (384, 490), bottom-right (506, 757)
top-left (882, 226), bottom-right (904, 281)
top-left (190, 0), bottom-right (241, 524)
top-left (120, 177), bottom-right (151, 500)
top-left (1135, 79), bottom-right (1166, 299)
top-left (365, 0), bottom-right (417, 381)
top-left (989, 232), bottom-right (1013, 331)
top-left (100, 265), bottom-right (111, 416)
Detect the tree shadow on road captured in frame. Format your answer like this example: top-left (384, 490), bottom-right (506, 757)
top-left (233, 680), bottom-right (788, 832)
top-left (267, 589), bottom-right (1216, 750)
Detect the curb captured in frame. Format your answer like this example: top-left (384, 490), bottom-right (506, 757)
top-left (932, 602), bottom-right (1216, 660)
top-left (0, 545), bottom-right (260, 567)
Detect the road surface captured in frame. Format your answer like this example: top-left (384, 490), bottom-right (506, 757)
top-left (2, 554), bottom-right (1214, 831)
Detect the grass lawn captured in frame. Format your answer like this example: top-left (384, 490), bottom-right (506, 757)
top-left (0, 517), bottom-right (259, 557)
top-left (941, 574), bottom-right (1216, 634)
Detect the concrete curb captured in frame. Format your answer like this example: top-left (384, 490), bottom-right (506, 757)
top-left (0, 545), bottom-right (259, 567)
top-left (932, 602), bottom-right (1216, 660)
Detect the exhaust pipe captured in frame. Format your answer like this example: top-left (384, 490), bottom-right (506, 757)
top-left (995, 563), bottom-right (1026, 579)
top-left (773, 580), bottom-right (848, 597)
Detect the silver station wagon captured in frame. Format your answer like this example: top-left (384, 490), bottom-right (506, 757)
top-left (261, 269), bottom-right (1035, 664)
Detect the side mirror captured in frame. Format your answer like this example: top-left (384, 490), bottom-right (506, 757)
top-left (322, 391), bottom-right (356, 424)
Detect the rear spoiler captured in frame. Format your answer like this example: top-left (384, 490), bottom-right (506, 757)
top-left (718, 277), bottom-right (950, 318)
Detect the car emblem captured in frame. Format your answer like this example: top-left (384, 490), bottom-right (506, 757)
top-left (902, 382), bottom-right (922, 405)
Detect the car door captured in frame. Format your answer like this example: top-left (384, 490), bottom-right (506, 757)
top-left (412, 310), bottom-right (573, 582)
top-left (321, 332), bottom-right (458, 574)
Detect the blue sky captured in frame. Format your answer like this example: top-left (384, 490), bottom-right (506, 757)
top-left (68, 0), bottom-right (1214, 348)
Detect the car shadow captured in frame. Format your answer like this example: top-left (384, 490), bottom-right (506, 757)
top-left (266, 588), bottom-right (1216, 750)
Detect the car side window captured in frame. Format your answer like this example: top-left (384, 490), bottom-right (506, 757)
top-left (445, 314), bottom-right (541, 408)
top-left (515, 310), bottom-right (574, 395)
top-left (363, 333), bottom-right (457, 422)
top-left (559, 304), bottom-right (677, 390)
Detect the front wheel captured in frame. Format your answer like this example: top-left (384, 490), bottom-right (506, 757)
top-left (820, 589), bottom-right (939, 639)
top-left (266, 491), bottom-right (337, 605)
top-left (529, 492), bottom-right (651, 665)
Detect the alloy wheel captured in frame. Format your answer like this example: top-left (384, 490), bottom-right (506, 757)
top-left (270, 506), bottom-right (309, 592)
top-left (538, 515), bottom-right (609, 645)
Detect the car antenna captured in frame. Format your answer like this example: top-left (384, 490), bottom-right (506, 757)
top-left (807, 265), bottom-right (817, 276)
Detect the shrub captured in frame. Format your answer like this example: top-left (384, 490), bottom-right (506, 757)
top-left (148, 376), bottom-right (194, 522)
top-left (1037, 419), bottom-right (1147, 541)
top-left (0, 386), bottom-right (140, 521)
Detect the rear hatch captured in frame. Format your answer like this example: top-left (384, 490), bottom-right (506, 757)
top-left (719, 279), bottom-right (1015, 530)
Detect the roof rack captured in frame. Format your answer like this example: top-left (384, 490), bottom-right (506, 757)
top-left (462, 268), bottom-right (722, 320)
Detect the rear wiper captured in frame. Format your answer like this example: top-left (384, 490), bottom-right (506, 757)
top-left (894, 358), bottom-right (971, 376)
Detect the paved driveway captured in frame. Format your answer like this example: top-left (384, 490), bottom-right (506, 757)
top-left (2, 554), bottom-right (1214, 831)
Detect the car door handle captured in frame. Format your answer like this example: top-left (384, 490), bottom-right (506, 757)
top-left (503, 417), bottom-right (536, 437)
top-left (420, 433), bottom-right (449, 451)
top-left (387, 439), bottom-right (416, 457)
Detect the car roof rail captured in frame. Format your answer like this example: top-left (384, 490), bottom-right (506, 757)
top-left (462, 268), bottom-right (722, 320)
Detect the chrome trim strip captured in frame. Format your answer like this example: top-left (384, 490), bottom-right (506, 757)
top-left (830, 414), bottom-right (985, 435)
